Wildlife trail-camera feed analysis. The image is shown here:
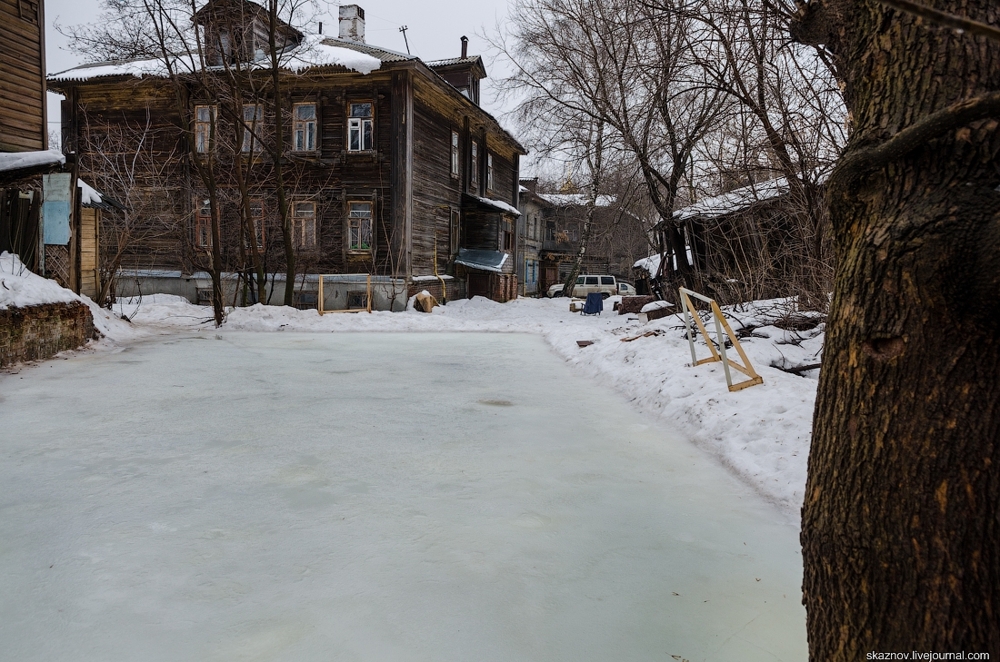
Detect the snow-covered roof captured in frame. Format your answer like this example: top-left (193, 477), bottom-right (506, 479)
top-left (0, 149), bottom-right (65, 174)
top-left (426, 55), bottom-right (483, 68)
top-left (536, 193), bottom-right (615, 208)
top-left (78, 179), bottom-right (102, 206)
top-left (282, 35), bottom-right (384, 74)
top-left (467, 194), bottom-right (521, 217)
top-left (455, 249), bottom-right (508, 273)
top-left (633, 254), bottom-right (661, 279)
top-left (673, 178), bottom-right (790, 221)
top-left (50, 34), bottom-right (385, 83)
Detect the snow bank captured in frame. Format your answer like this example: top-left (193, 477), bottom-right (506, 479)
top-left (0, 252), bottom-right (141, 344)
top-left (0, 252), bottom-right (79, 309)
top-left (116, 292), bottom-right (821, 511)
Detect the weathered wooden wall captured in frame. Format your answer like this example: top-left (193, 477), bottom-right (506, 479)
top-left (79, 207), bottom-right (100, 298)
top-left (54, 57), bottom-right (524, 299)
top-left (0, 0), bottom-right (46, 151)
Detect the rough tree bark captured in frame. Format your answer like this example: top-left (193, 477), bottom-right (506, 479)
top-left (794, 0), bottom-right (1000, 656)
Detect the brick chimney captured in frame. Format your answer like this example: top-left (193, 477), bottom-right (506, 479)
top-left (339, 5), bottom-right (365, 43)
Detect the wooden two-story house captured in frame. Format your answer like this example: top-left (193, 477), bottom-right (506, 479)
top-left (48, 2), bottom-right (525, 309)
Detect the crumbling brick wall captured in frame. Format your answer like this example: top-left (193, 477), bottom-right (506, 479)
top-left (0, 302), bottom-right (95, 367)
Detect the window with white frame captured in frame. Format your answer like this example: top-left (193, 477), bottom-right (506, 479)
top-left (242, 104), bottom-right (263, 153)
top-left (348, 102), bottom-right (373, 152)
top-left (194, 105), bottom-right (216, 153)
top-left (470, 142), bottom-right (479, 187)
top-left (195, 198), bottom-right (212, 248)
top-left (486, 152), bottom-right (494, 191)
top-left (348, 201), bottom-right (373, 251)
top-left (292, 201), bottom-right (317, 249)
top-left (293, 103), bottom-right (317, 152)
top-left (450, 131), bottom-right (459, 177)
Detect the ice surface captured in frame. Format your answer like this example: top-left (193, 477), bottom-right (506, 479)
top-left (0, 332), bottom-right (805, 661)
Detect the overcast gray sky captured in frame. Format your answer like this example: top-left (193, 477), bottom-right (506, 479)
top-left (44, 0), bottom-right (524, 153)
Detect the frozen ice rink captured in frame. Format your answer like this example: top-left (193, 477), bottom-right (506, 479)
top-left (0, 332), bottom-right (806, 660)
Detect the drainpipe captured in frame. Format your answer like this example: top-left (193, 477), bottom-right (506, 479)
top-left (433, 241), bottom-right (448, 304)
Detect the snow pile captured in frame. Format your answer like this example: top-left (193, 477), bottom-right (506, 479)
top-left (0, 252), bottom-right (80, 309)
top-left (116, 293), bottom-right (821, 510)
top-left (0, 149), bottom-right (65, 174)
top-left (640, 300), bottom-right (673, 313)
top-left (0, 252), bottom-right (141, 345)
top-left (286, 35), bottom-right (382, 74)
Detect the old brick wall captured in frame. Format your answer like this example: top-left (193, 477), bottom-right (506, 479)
top-left (0, 302), bottom-right (95, 367)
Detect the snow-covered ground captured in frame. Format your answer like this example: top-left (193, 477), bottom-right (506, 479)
top-left (104, 291), bottom-right (822, 512)
top-left (3, 251), bottom-right (821, 512)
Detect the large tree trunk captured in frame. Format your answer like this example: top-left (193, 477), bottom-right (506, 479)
top-left (796, 0), bottom-right (1000, 656)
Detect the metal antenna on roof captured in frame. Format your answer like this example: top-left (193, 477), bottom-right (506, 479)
top-left (399, 25), bottom-right (410, 55)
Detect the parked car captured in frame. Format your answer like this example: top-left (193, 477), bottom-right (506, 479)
top-left (547, 275), bottom-right (631, 299)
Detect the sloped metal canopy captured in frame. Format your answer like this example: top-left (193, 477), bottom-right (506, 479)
top-left (455, 248), bottom-right (508, 273)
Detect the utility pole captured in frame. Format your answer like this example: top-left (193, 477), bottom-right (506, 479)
top-left (399, 25), bottom-right (410, 55)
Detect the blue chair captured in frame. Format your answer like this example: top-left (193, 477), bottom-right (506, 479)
top-left (582, 292), bottom-right (604, 315)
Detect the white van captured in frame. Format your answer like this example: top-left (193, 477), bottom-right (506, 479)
top-left (548, 275), bottom-right (628, 299)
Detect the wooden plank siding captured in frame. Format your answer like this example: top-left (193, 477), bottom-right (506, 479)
top-left (49, 31), bottom-right (526, 305)
top-left (411, 76), bottom-right (463, 277)
top-left (0, 0), bottom-right (47, 152)
top-left (79, 207), bottom-right (100, 298)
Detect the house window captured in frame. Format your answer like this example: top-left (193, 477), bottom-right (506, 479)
top-left (194, 105), bottom-right (216, 153)
top-left (248, 199), bottom-right (265, 250)
top-left (348, 201), bottom-right (373, 251)
top-left (450, 209), bottom-right (460, 256)
top-left (450, 131), bottom-right (460, 177)
top-left (292, 201), bottom-right (317, 249)
top-left (242, 104), bottom-right (263, 153)
top-left (348, 102), bottom-right (373, 152)
top-left (470, 142), bottom-right (479, 187)
top-left (293, 103), bottom-right (317, 152)
top-left (195, 198), bottom-right (212, 248)
top-left (503, 229), bottom-right (513, 252)
top-left (487, 152), bottom-right (494, 191)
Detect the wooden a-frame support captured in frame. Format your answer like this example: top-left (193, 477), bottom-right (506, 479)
top-left (679, 287), bottom-right (763, 392)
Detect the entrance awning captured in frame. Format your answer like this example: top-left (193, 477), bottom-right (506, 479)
top-left (462, 193), bottom-right (521, 216)
top-left (456, 248), bottom-right (508, 273)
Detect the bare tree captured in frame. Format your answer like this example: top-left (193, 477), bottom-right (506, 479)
top-left (679, 0), bottom-right (846, 304)
top-left (78, 108), bottom-right (182, 305)
top-left (493, 0), bottom-right (729, 296)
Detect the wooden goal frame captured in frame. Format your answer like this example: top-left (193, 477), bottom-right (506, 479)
top-left (678, 287), bottom-right (763, 392)
top-left (317, 274), bottom-right (373, 315)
